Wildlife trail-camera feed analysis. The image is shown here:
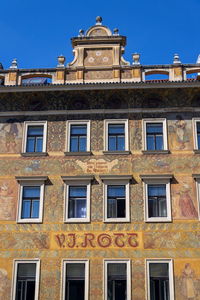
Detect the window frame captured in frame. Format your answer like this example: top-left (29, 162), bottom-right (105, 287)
top-left (11, 259), bottom-right (40, 300)
top-left (101, 176), bottom-right (131, 223)
top-left (104, 119), bottom-right (129, 152)
top-left (192, 118), bottom-right (200, 151)
top-left (141, 175), bottom-right (172, 222)
top-left (62, 176), bottom-right (93, 223)
top-left (192, 174), bottom-right (200, 220)
top-left (146, 259), bottom-right (174, 300)
top-left (142, 119), bottom-right (168, 151)
top-left (104, 259), bottom-right (131, 300)
top-left (16, 176), bottom-right (47, 223)
top-left (66, 120), bottom-right (91, 153)
top-left (22, 121), bottom-right (47, 154)
top-left (61, 259), bottom-right (89, 300)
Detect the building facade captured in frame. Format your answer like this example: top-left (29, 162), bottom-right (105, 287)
top-left (0, 16), bottom-right (200, 300)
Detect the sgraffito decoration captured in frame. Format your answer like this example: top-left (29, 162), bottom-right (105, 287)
top-left (52, 232), bottom-right (142, 249)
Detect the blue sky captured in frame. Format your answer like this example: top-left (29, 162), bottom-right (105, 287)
top-left (1, 0), bottom-right (200, 69)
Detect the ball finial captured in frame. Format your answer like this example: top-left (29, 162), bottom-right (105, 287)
top-left (96, 16), bottom-right (102, 25)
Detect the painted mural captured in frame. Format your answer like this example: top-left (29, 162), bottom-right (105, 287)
top-left (0, 120), bottom-right (23, 153)
top-left (0, 179), bottom-right (17, 220)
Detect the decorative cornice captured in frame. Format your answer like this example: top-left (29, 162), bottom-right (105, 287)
top-left (140, 174), bottom-right (173, 181)
top-left (61, 175), bottom-right (94, 181)
top-left (100, 175), bottom-right (132, 181)
top-left (15, 176), bottom-right (48, 182)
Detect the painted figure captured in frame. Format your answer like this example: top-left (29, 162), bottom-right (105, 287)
top-left (180, 264), bottom-right (196, 299)
top-left (177, 184), bottom-right (198, 219)
top-left (174, 115), bottom-right (190, 149)
top-left (0, 268), bottom-right (9, 298)
top-left (0, 183), bottom-right (16, 220)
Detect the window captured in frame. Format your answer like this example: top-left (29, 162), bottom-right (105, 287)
top-left (62, 175), bottom-right (93, 222)
top-left (193, 118), bottom-right (200, 151)
top-left (62, 260), bottom-right (89, 300)
top-left (141, 175), bottom-right (172, 222)
top-left (66, 121), bottom-right (90, 153)
top-left (104, 120), bottom-right (129, 153)
top-left (22, 121), bottom-right (47, 154)
top-left (100, 175), bottom-right (131, 222)
top-left (192, 174), bottom-right (200, 219)
top-left (143, 119), bottom-right (168, 152)
top-left (146, 260), bottom-right (174, 300)
top-left (104, 260), bottom-right (131, 300)
top-left (16, 176), bottom-right (47, 223)
top-left (12, 260), bottom-right (40, 300)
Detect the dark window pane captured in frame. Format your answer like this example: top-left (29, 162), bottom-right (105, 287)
top-left (31, 200), bottom-right (40, 218)
top-left (26, 126), bottom-right (44, 153)
top-left (108, 186), bottom-right (125, 197)
top-left (22, 187), bottom-right (40, 219)
top-left (147, 123), bottom-right (163, 134)
top-left (108, 124), bottom-right (125, 134)
top-left (108, 124), bottom-right (125, 151)
top-left (70, 125), bottom-right (87, 152)
top-left (22, 200), bottom-right (31, 218)
top-left (107, 185), bottom-right (126, 219)
top-left (108, 264), bottom-right (127, 300)
top-left (197, 135), bottom-right (200, 150)
top-left (68, 186), bottom-right (87, 218)
top-left (149, 263), bottom-right (169, 300)
top-left (65, 264), bottom-right (85, 300)
top-left (16, 263), bottom-right (36, 300)
top-left (148, 185), bottom-right (167, 218)
top-left (26, 137), bottom-right (35, 152)
top-left (146, 123), bottom-right (163, 151)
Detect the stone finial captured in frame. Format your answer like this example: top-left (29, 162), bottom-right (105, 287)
top-left (196, 54), bottom-right (200, 64)
top-left (96, 16), bottom-right (102, 25)
top-left (132, 53), bottom-right (140, 65)
top-left (78, 29), bottom-right (85, 37)
top-left (113, 28), bottom-right (119, 36)
top-left (173, 54), bottom-right (181, 64)
top-left (57, 55), bottom-right (66, 67)
top-left (0, 63), bottom-right (3, 70)
top-left (10, 58), bottom-right (18, 69)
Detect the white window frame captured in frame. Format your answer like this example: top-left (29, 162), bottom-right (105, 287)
top-left (61, 259), bottom-right (89, 300)
top-left (22, 121), bottom-right (47, 153)
top-left (141, 175), bottom-right (172, 222)
top-left (66, 120), bottom-right (91, 152)
top-left (16, 177), bottom-right (46, 223)
top-left (146, 259), bottom-right (174, 300)
top-left (11, 259), bottom-right (40, 300)
top-left (193, 174), bottom-right (200, 220)
top-left (104, 259), bottom-right (131, 300)
top-left (102, 178), bottom-right (130, 223)
top-left (62, 176), bottom-right (92, 223)
top-left (142, 118), bottom-right (168, 151)
top-left (192, 118), bottom-right (200, 150)
top-left (104, 119), bottom-right (129, 151)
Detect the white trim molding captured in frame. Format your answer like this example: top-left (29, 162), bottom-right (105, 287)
top-left (104, 259), bottom-right (131, 300)
top-left (16, 177), bottom-right (47, 223)
top-left (66, 120), bottom-right (91, 152)
top-left (146, 259), bottom-right (174, 300)
top-left (62, 176), bottom-right (93, 223)
top-left (142, 118), bottom-right (168, 151)
top-left (104, 119), bottom-right (129, 152)
top-left (11, 259), bottom-right (40, 300)
top-left (141, 174), bottom-right (173, 222)
top-left (192, 118), bottom-right (200, 151)
top-left (22, 121), bottom-right (47, 153)
top-left (192, 174), bottom-right (200, 220)
top-left (61, 259), bottom-right (89, 300)
top-left (101, 176), bottom-right (131, 223)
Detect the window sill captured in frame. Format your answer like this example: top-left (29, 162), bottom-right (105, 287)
top-left (104, 219), bottom-right (130, 223)
top-left (21, 152), bottom-right (48, 157)
top-left (64, 151), bottom-right (92, 156)
top-left (103, 150), bottom-right (131, 155)
top-left (17, 220), bottom-right (43, 224)
top-left (64, 220), bottom-right (90, 223)
top-left (145, 218), bottom-right (172, 223)
top-left (142, 150), bottom-right (170, 155)
top-left (193, 149), bottom-right (200, 154)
